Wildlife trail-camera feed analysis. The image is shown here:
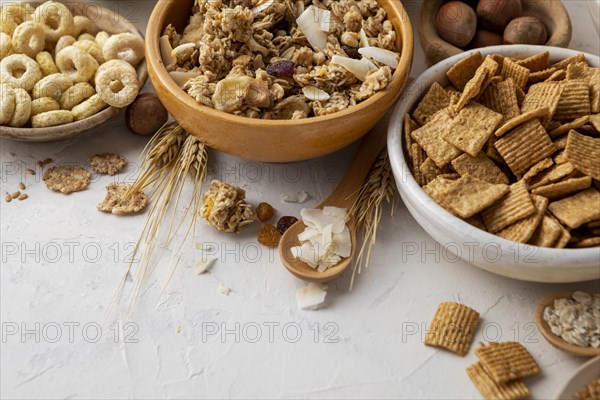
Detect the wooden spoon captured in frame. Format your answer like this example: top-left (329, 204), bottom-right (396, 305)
top-left (535, 291), bottom-right (600, 357)
top-left (278, 127), bottom-right (388, 283)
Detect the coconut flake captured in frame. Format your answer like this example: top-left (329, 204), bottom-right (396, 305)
top-left (169, 71), bottom-right (200, 87)
top-left (218, 284), bottom-right (231, 296)
top-left (251, 0), bottom-right (274, 14)
top-left (359, 29), bottom-right (370, 48)
top-left (160, 35), bottom-right (176, 69)
top-left (171, 42), bottom-right (196, 59)
top-left (302, 86), bottom-right (330, 101)
top-left (318, 9), bottom-right (332, 32)
top-left (195, 257), bottom-right (216, 275)
top-left (281, 191), bottom-right (309, 203)
top-left (296, 6), bottom-right (328, 51)
top-left (292, 207), bottom-right (350, 272)
top-left (362, 57), bottom-right (378, 71)
top-left (358, 46), bottom-right (400, 69)
top-left (296, 282), bottom-right (328, 310)
top-left (331, 55), bottom-right (372, 81)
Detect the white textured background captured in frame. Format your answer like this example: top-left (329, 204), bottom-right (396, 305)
top-left (1, 1), bottom-right (599, 398)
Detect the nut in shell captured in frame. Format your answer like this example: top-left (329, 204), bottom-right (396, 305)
top-left (435, 1), bottom-right (477, 48)
top-left (503, 16), bottom-right (548, 45)
top-left (125, 93), bottom-right (169, 136)
top-left (43, 165), bottom-right (90, 194)
top-left (97, 183), bottom-right (147, 215)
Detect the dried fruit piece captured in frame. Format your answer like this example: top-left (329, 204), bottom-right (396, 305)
top-left (258, 224), bottom-right (282, 247)
top-left (266, 60), bottom-right (296, 78)
top-left (256, 202), bottom-right (275, 222)
top-left (277, 216), bottom-right (299, 234)
top-left (341, 45), bottom-right (360, 59)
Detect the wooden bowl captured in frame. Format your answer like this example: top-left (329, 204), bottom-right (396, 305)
top-left (419, 0), bottom-right (572, 65)
top-left (146, 0), bottom-right (414, 162)
top-left (0, 2), bottom-right (148, 142)
top-left (535, 291), bottom-right (600, 357)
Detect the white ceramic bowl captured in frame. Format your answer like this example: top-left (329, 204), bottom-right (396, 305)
top-left (553, 357), bottom-right (599, 399)
top-left (591, 0), bottom-right (600, 35)
top-left (388, 45), bottom-right (600, 283)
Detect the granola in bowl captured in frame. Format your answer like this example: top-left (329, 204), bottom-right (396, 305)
top-left (160, 0), bottom-right (401, 119)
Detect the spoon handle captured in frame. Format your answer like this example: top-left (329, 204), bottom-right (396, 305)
top-left (319, 126), bottom-right (388, 209)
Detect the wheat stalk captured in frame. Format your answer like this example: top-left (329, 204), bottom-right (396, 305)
top-left (109, 122), bottom-right (209, 317)
top-left (349, 148), bottom-right (397, 290)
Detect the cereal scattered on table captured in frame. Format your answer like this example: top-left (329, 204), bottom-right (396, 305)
top-left (424, 302), bottom-right (479, 356)
top-left (97, 183), bottom-right (147, 215)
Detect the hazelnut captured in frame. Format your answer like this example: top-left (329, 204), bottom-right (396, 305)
top-left (503, 16), bottom-right (548, 45)
top-left (466, 29), bottom-right (504, 49)
top-left (125, 93), bottom-right (169, 136)
top-left (435, 1), bottom-right (477, 48)
top-left (476, 0), bottom-right (522, 33)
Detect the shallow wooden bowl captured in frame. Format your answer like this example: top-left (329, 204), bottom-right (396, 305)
top-left (419, 0), bottom-right (572, 65)
top-left (0, 2), bottom-right (148, 142)
top-left (535, 291), bottom-right (600, 358)
top-left (146, 0), bottom-right (414, 162)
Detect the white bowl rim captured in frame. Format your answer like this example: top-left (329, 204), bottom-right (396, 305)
top-left (387, 45), bottom-right (600, 278)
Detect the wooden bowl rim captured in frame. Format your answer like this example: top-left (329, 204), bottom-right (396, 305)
top-left (0, 1), bottom-right (148, 142)
top-left (418, 0), bottom-right (572, 65)
top-left (535, 291), bottom-right (600, 357)
top-left (145, 0), bottom-right (414, 129)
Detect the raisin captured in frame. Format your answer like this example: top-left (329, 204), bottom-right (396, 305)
top-left (277, 216), bottom-right (299, 234)
top-left (342, 45), bottom-right (361, 59)
top-left (258, 224), bottom-right (282, 247)
top-left (256, 202), bottom-right (275, 222)
top-left (266, 60), bottom-right (296, 78)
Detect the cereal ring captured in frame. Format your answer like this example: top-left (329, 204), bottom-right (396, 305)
top-left (102, 32), bottom-right (145, 66)
top-left (36, 51), bottom-right (59, 75)
top-left (95, 60), bottom-right (139, 107)
top-left (31, 110), bottom-right (73, 128)
top-left (56, 45), bottom-right (98, 82)
top-left (0, 3), bottom-right (33, 35)
top-left (95, 31), bottom-right (109, 47)
top-left (8, 87), bottom-right (32, 127)
top-left (73, 16), bottom-right (93, 37)
top-left (11, 21), bottom-right (45, 58)
top-left (31, 97), bottom-right (60, 116)
top-left (0, 19), bottom-right (17, 36)
top-left (33, 73), bottom-right (73, 100)
top-left (32, 1), bottom-right (74, 42)
top-left (73, 40), bottom-right (104, 63)
top-left (71, 94), bottom-right (108, 120)
top-left (0, 83), bottom-right (16, 125)
top-left (0, 54), bottom-right (42, 91)
top-left (77, 33), bottom-right (95, 42)
top-left (54, 35), bottom-right (76, 55)
top-left (0, 32), bottom-right (12, 59)
top-left (59, 82), bottom-right (95, 110)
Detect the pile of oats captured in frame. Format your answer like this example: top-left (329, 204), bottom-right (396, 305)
top-left (162, 0), bottom-right (400, 119)
top-left (543, 291), bottom-right (600, 348)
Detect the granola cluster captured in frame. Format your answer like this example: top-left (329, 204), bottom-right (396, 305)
top-left (162, 0), bottom-right (400, 119)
